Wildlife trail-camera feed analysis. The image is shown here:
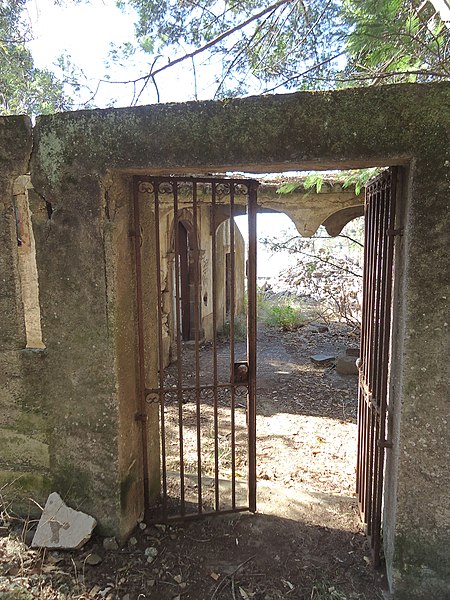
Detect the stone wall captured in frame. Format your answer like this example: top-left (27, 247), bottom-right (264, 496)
top-left (0, 83), bottom-right (449, 597)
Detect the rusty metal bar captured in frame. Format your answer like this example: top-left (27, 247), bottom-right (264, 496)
top-left (357, 168), bottom-right (397, 567)
top-left (139, 175), bottom-right (258, 523)
top-left (146, 383), bottom-right (246, 395)
top-left (211, 183), bottom-right (220, 511)
top-left (370, 179), bottom-right (388, 545)
top-left (373, 169), bottom-right (397, 565)
top-left (153, 181), bottom-right (168, 518)
top-left (192, 181), bottom-right (203, 513)
top-left (173, 182), bottom-right (186, 515)
top-left (132, 179), bottom-right (150, 510)
top-left (247, 182), bottom-right (258, 512)
top-left (229, 183), bottom-right (236, 509)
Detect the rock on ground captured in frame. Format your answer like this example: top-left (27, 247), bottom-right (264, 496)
top-left (31, 492), bottom-right (96, 549)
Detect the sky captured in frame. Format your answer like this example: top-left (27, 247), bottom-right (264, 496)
top-left (26, 0), bottom-right (227, 108)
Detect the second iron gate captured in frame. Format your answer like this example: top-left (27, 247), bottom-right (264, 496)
top-left (356, 168), bottom-right (399, 566)
top-left (133, 176), bottom-right (258, 522)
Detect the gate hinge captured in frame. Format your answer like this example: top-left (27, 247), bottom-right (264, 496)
top-left (135, 413), bottom-right (148, 423)
top-left (387, 228), bottom-right (404, 237)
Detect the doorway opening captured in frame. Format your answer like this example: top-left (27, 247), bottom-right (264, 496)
top-left (132, 166), bottom-right (401, 579)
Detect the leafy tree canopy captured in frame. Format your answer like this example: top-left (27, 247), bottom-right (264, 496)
top-left (116, 0), bottom-right (449, 100)
top-left (0, 0), bottom-right (71, 116)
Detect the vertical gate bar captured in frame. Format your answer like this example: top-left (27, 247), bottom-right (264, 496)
top-left (367, 185), bottom-right (383, 534)
top-left (211, 183), bottom-right (220, 511)
top-left (373, 169), bottom-right (397, 564)
top-left (360, 190), bottom-right (375, 521)
top-left (173, 182), bottom-right (186, 515)
top-left (371, 177), bottom-right (388, 553)
top-left (192, 181), bottom-right (203, 512)
top-left (247, 183), bottom-right (258, 513)
top-left (132, 178), bottom-right (150, 510)
top-left (154, 180), bottom-right (168, 517)
top-left (229, 183), bottom-right (236, 509)
top-left (363, 191), bottom-right (375, 523)
top-left (368, 186), bottom-right (382, 534)
top-left (359, 189), bottom-right (371, 519)
top-left (365, 189), bottom-right (379, 530)
top-left (357, 192), bottom-right (370, 509)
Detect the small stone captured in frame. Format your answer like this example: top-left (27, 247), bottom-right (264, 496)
top-left (174, 574), bottom-right (182, 584)
top-left (129, 536), bottom-right (138, 546)
top-left (145, 546), bottom-right (158, 563)
top-left (310, 353), bottom-right (335, 365)
top-left (31, 492), bottom-right (96, 549)
top-left (85, 553), bottom-right (102, 566)
top-left (103, 537), bottom-right (118, 551)
top-left (139, 522), bottom-right (147, 530)
top-left (336, 348), bottom-right (359, 375)
top-left (308, 323), bottom-right (329, 333)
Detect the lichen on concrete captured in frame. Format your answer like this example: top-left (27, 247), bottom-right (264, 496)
top-left (1, 84), bottom-right (450, 598)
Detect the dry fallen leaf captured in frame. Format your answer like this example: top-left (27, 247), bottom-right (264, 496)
top-left (239, 587), bottom-right (250, 600)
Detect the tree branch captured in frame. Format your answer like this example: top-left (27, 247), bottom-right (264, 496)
top-left (262, 50), bottom-right (346, 93)
top-left (104, 0), bottom-right (294, 87)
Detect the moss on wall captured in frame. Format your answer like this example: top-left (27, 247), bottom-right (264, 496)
top-left (2, 84), bottom-right (449, 598)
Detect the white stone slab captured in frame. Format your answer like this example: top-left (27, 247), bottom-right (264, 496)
top-left (31, 492), bottom-right (96, 549)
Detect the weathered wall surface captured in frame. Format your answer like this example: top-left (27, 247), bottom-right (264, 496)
top-left (0, 117), bottom-right (51, 512)
top-left (27, 160), bottom-right (121, 534)
top-left (389, 153), bottom-right (450, 598)
top-left (0, 84), bottom-right (448, 597)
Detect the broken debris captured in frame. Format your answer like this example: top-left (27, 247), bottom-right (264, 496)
top-left (31, 492), bottom-right (96, 549)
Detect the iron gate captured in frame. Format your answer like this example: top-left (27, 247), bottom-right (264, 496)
top-left (356, 168), bottom-right (398, 566)
top-left (133, 176), bottom-right (258, 522)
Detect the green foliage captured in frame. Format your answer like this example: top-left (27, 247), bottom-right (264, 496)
top-left (0, 0), bottom-right (71, 116)
top-left (113, 0), bottom-right (449, 99)
top-left (263, 219), bottom-right (364, 325)
top-left (264, 298), bottom-right (306, 331)
top-left (218, 314), bottom-right (247, 342)
top-left (276, 168), bottom-right (382, 196)
top-left (303, 173), bottom-right (328, 193)
top-left (342, 0), bottom-right (450, 84)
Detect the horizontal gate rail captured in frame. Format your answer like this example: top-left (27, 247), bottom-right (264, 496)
top-left (133, 175), bottom-right (258, 523)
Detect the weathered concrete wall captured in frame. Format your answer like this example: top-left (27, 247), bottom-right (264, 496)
top-left (389, 156), bottom-right (450, 598)
top-left (27, 166), bottom-right (121, 534)
top-left (0, 117), bottom-right (51, 514)
top-left (0, 116), bottom-right (32, 349)
top-left (30, 84), bottom-right (446, 183)
top-left (1, 84), bottom-right (447, 597)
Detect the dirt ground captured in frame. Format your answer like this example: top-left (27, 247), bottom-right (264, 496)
top-left (0, 323), bottom-right (387, 600)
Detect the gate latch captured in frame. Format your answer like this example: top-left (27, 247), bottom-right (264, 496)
top-left (233, 362), bottom-right (249, 384)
